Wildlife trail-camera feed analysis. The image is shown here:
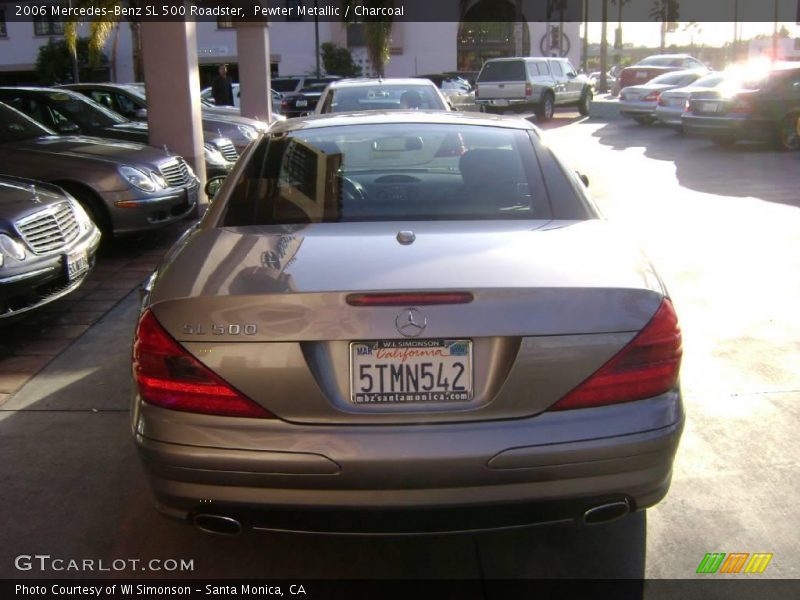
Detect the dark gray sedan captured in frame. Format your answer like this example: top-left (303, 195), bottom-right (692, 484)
top-left (0, 175), bottom-right (100, 320)
top-left (132, 111), bottom-right (684, 535)
top-left (0, 101), bottom-right (198, 236)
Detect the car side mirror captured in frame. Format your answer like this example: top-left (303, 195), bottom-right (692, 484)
top-left (204, 175), bottom-right (226, 200)
top-left (567, 72), bottom-right (577, 79)
top-left (133, 108), bottom-right (148, 119)
top-left (577, 172), bottom-right (589, 187)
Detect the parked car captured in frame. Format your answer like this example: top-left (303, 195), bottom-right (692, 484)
top-left (617, 54), bottom-right (708, 93)
top-left (279, 82), bottom-right (329, 118)
top-left (0, 101), bottom-right (198, 236)
top-left (619, 69), bottom-right (707, 124)
top-left (0, 175), bottom-right (101, 321)
top-left (0, 87), bottom-right (235, 179)
top-left (589, 71), bottom-right (617, 93)
top-left (270, 75), bottom-right (340, 96)
top-left (655, 72), bottom-right (731, 131)
top-left (62, 83), bottom-right (266, 153)
top-left (200, 82), bottom-right (284, 118)
top-left (475, 57), bottom-right (593, 121)
top-left (132, 111), bottom-right (684, 535)
top-left (315, 78), bottom-right (449, 113)
top-left (683, 62), bottom-right (800, 151)
top-left (416, 74), bottom-right (476, 111)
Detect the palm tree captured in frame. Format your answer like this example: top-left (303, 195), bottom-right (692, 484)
top-left (611, 0), bottom-right (630, 65)
top-left (600, 0), bottom-right (608, 93)
top-left (650, 0), bottom-right (680, 52)
top-left (64, 0), bottom-right (143, 82)
top-left (344, 0), bottom-right (394, 77)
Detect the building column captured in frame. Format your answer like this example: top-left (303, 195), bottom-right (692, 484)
top-left (235, 23), bottom-right (273, 122)
top-left (140, 21), bottom-right (207, 202)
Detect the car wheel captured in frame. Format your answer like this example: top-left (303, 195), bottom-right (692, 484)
top-left (774, 113), bottom-right (800, 152)
top-left (59, 183), bottom-right (113, 238)
top-left (633, 116), bottom-right (653, 125)
top-left (578, 90), bottom-right (592, 116)
top-left (536, 93), bottom-right (554, 123)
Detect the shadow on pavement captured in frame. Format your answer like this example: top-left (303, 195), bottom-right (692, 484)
top-left (590, 119), bottom-right (800, 209)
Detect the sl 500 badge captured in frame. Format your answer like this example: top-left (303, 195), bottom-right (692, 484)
top-left (182, 324), bottom-right (258, 335)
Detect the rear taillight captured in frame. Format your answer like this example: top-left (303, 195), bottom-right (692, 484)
top-left (730, 97), bottom-right (753, 114)
top-left (644, 91), bottom-right (660, 102)
top-left (525, 82), bottom-right (532, 97)
top-left (281, 99), bottom-right (291, 109)
top-left (657, 95), bottom-right (667, 106)
top-left (549, 299), bottom-right (682, 411)
top-left (133, 309), bottom-right (273, 418)
top-left (346, 292), bottom-right (474, 307)
top-left (475, 83), bottom-right (479, 96)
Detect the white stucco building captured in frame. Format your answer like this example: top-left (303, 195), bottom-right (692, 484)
top-left (0, 1), bottom-right (581, 86)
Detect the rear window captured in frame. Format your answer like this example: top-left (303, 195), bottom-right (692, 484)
top-left (272, 78), bottom-right (301, 93)
top-left (638, 56), bottom-right (680, 67)
top-left (650, 72), bottom-right (693, 85)
top-left (220, 123), bottom-right (555, 226)
top-left (326, 85), bottom-right (445, 112)
top-left (477, 61), bottom-right (526, 83)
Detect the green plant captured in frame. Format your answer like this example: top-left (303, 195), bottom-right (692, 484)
top-left (35, 37), bottom-right (107, 85)
top-left (320, 42), bottom-right (362, 77)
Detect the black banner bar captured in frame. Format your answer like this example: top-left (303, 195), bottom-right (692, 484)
top-left (1, 0), bottom-right (800, 23)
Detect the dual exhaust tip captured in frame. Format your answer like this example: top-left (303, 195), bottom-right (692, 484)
top-left (191, 499), bottom-right (631, 536)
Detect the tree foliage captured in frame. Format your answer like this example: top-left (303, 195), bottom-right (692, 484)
top-left (320, 43), bottom-right (363, 77)
top-left (35, 37), bottom-right (107, 85)
top-left (344, 0), bottom-right (394, 77)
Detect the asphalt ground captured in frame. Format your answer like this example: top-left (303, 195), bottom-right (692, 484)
top-left (1, 113), bottom-right (798, 590)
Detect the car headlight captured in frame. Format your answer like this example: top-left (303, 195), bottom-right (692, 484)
top-left (0, 233), bottom-right (27, 263)
top-left (204, 143), bottom-right (227, 166)
top-left (151, 171), bottom-right (168, 189)
top-left (237, 125), bottom-right (258, 141)
top-left (119, 165), bottom-right (157, 192)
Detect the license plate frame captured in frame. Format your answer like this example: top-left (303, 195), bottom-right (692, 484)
top-left (493, 99), bottom-right (509, 107)
top-left (349, 339), bottom-right (473, 405)
top-left (65, 249), bottom-right (89, 281)
top-left (295, 99), bottom-right (308, 107)
top-left (697, 101), bottom-right (719, 113)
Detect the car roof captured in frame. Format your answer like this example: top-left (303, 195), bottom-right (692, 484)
top-left (267, 110), bottom-right (537, 135)
top-left (326, 78), bottom-right (439, 89)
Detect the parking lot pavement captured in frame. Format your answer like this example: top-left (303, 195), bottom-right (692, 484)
top-left (1, 118), bottom-right (799, 584)
top-left (0, 220), bottom-right (192, 404)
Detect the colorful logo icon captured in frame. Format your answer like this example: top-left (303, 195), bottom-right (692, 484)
top-left (696, 553), bottom-right (773, 574)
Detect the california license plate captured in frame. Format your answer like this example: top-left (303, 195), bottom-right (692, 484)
top-left (350, 339), bottom-right (473, 404)
top-left (636, 71), bottom-right (648, 78)
top-left (66, 250), bottom-right (89, 281)
top-left (697, 102), bottom-right (719, 113)
top-left (493, 99), bottom-right (509, 107)
top-left (295, 99), bottom-right (308, 107)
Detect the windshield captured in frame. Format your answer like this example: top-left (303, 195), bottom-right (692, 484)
top-left (221, 123), bottom-right (553, 226)
top-left (44, 91), bottom-right (128, 128)
top-left (326, 85), bottom-right (445, 112)
top-left (0, 102), bottom-right (55, 142)
top-left (272, 79), bottom-right (301, 93)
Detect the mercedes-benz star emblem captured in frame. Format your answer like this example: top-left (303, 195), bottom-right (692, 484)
top-left (395, 308), bottom-right (427, 338)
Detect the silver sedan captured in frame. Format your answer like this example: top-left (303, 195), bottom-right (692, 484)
top-left (619, 69), bottom-right (706, 124)
top-left (132, 112), bottom-right (684, 535)
top-left (655, 72), bottom-right (730, 131)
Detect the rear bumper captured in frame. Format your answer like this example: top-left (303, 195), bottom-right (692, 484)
top-left (654, 106), bottom-right (684, 126)
top-left (682, 114), bottom-right (770, 141)
top-left (619, 100), bottom-right (657, 118)
top-left (133, 391), bottom-right (684, 533)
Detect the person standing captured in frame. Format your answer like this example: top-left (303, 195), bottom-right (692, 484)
top-left (212, 64), bottom-right (234, 106)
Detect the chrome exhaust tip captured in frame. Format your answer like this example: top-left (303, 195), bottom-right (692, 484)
top-left (583, 500), bottom-right (630, 525)
top-left (192, 513), bottom-right (243, 536)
